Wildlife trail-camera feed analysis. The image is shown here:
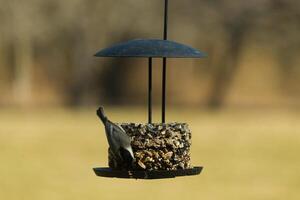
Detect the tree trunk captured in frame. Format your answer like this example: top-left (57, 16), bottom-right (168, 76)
top-left (207, 14), bottom-right (251, 109)
top-left (13, 36), bottom-right (33, 106)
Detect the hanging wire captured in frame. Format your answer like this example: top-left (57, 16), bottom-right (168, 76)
top-left (162, 0), bottom-right (168, 123)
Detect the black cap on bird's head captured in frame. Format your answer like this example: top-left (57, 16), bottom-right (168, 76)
top-left (97, 106), bottom-right (108, 123)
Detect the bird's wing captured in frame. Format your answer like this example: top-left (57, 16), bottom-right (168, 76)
top-left (111, 122), bottom-right (134, 156)
top-left (109, 121), bottom-right (131, 144)
top-left (104, 121), bottom-right (134, 161)
top-left (106, 123), bottom-right (120, 146)
top-left (111, 121), bottom-right (127, 134)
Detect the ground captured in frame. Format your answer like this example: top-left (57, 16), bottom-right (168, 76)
top-left (0, 107), bottom-right (300, 200)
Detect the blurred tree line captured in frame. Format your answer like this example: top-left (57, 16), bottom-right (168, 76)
top-left (0, 0), bottom-right (299, 108)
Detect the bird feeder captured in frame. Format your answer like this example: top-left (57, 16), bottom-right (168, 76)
top-left (93, 0), bottom-right (205, 179)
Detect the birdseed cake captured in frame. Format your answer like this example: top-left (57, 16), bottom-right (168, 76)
top-left (109, 123), bottom-right (192, 171)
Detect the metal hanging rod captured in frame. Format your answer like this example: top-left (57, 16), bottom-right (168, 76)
top-left (148, 57), bottom-right (152, 123)
top-left (162, 0), bottom-right (168, 123)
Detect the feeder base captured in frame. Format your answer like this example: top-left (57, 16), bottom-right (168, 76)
top-left (93, 166), bottom-right (203, 179)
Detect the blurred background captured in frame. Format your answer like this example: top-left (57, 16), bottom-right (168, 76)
top-left (0, 0), bottom-right (300, 200)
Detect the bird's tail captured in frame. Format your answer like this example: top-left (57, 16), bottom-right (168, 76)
top-left (96, 107), bottom-right (108, 124)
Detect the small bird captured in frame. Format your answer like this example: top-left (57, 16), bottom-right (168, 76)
top-left (96, 107), bottom-right (135, 170)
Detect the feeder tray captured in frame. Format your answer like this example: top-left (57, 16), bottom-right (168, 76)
top-left (93, 167), bottom-right (203, 179)
top-left (93, 0), bottom-right (205, 179)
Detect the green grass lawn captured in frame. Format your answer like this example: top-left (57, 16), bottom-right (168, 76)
top-left (0, 107), bottom-right (300, 200)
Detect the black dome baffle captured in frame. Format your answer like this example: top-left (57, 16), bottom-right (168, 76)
top-left (93, 167), bottom-right (203, 179)
top-left (94, 39), bottom-right (206, 58)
